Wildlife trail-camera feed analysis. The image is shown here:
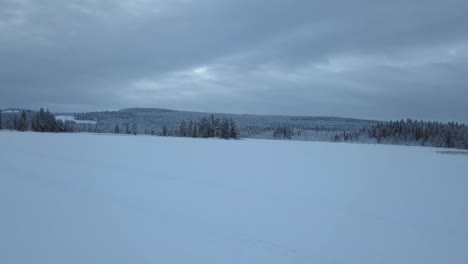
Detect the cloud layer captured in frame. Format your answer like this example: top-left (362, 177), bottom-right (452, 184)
top-left (1, 0), bottom-right (467, 121)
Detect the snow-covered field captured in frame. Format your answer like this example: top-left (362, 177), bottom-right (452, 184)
top-left (1, 131), bottom-right (467, 264)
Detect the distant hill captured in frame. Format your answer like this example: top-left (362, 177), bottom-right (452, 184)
top-left (59, 107), bottom-right (377, 141)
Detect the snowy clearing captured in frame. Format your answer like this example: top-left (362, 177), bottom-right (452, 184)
top-left (1, 110), bottom-right (20, 114)
top-left (1, 131), bottom-right (468, 264)
top-left (55, 115), bottom-right (97, 124)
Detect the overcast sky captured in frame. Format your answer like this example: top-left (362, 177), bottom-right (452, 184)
top-left (1, 0), bottom-right (467, 121)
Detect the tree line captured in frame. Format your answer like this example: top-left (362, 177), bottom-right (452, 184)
top-left (367, 119), bottom-right (468, 149)
top-left (330, 119), bottom-right (468, 149)
top-left (3, 109), bottom-right (467, 149)
top-left (0, 108), bottom-right (72, 133)
top-left (156, 115), bottom-right (239, 139)
top-left (273, 126), bottom-right (294, 139)
top-left (1, 109), bottom-right (241, 140)
top-left (0, 110), bottom-right (28, 131)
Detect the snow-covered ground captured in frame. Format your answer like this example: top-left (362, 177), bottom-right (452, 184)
top-left (55, 115), bottom-right (97, 124)
top-left (1, 131), bottom-right (467, 264)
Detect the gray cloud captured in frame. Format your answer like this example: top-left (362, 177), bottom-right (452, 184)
top-left (1, 0), bottom-right (467, 122)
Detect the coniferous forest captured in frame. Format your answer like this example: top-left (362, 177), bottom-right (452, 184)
top-left (1, 108), bottom-right (467, 149)
top-left (367, 120), bottom-right (468, 149)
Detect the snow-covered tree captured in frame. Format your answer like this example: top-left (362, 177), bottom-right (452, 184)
top-left (18, 111), bottom-right (27, 131)
top-left (31, 108), bottom-right (63, 132)
top-left (179, 120), bottom-right (187, 137)
top-left (229, 119), bottom-right (239, 139)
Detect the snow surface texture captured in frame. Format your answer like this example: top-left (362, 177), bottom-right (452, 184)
top-left (1, 131), bottom-right (467, 264)
top-left (55, 115), bottom-right (97, 125)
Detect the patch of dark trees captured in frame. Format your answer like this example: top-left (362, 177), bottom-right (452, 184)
top-left (331, 130), bottom-right (364, 142)
top-left (0, 108), bottom-right (72, 133)
top-left (0, 110), bottom-right (28, 131)
top-left (114, 123), bottom-right (138, 135)
top-left (157, 115), bottom-right (239, 139)
top-left (273, 126), bottom-right (294, 139)
top-left (31, 108), bottom-right (73, 132)
top-left (367, 119), bottom-right (468, 149)
top-left (332, 119), bottom-right (468, 149)
top-left (1, 109), bottom-right (240, 140)
top-left (112, 115), bottom-right (240, 139)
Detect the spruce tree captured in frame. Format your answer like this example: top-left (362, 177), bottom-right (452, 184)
top-left (192, 122), bottom-right (198, 138)
top-left (187, 121), bottom-right (193, 138)
top-left (31, 108), bottom-right (63, 132)
top-left (229, 119), bottom-right (239, 139)
top-left (13, 115), bottom-right (18, 130)
top-left (199, 117), bottom-right (210, 138)
top-left (19, 111), bottom-right (27, 131)
top-left (179, 121), bottom-right (187, 137)
top-left (220, 119), bottom-right (230, 139)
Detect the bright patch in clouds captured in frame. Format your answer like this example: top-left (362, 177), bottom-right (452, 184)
top-left (192, 66), bottom-right (217, 80)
